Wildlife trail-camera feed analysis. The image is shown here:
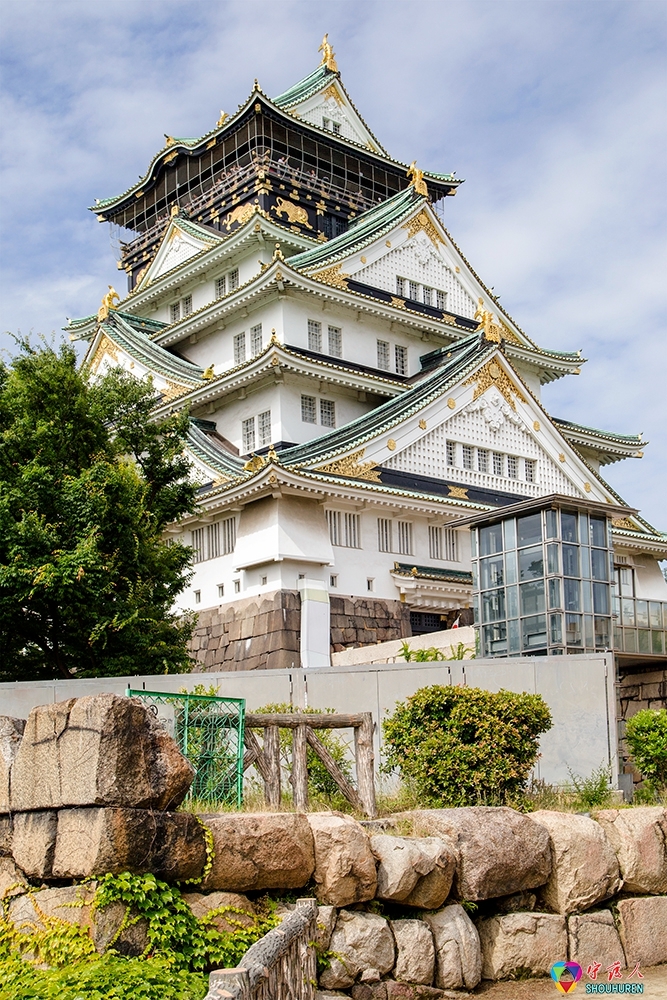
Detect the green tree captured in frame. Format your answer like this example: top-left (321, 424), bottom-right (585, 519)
top-left (0, 341), bottom-right (196, 680)
top-left (382, 684), bottom-right (552, 806)
top-left (625, 708), bottom-right (667, 791)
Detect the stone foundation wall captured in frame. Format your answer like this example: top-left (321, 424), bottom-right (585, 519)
top-left (618, 667), bottom-right (667, 790)
top-left (330, 596), bottom-right (412, 652)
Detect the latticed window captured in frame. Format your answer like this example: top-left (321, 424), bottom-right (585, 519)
top-left (429, 525), bottom-right (459, 562)
top-left (395, 345), bottom-right (408, 375)
top-left (320, 399), bottom-right (335, 428)
top-left (170, 302), bottom-right (180, 323)
top-left (192, 527), bottom-right (205, 563)
top-left (396, 521), bottom-right (413, 555)
top-left (221, 517), bottom-right (236, 554)
top-left (478, 448), bottom-right (489, 473)
top-left (422, 287), bottom-right (433, 307)
top-left (233, 332), bottom-right (246, 365)
top-left (228, 268), bottom-right (239, 291)
top-left (462, 445), bottom-right (474, 470)
top-left (344, 512), bottom-right (360, 548)
top-left (301, 395), bottom-right (317, 423)
top-left (250, 324), bottom-right (263, 355)
top-left (215, 276), bottom-right (226, 298)
top-left (326, 509), bottom-right (341, 546)
top-left (182, 295), bottom-right (192, 316)
top-left (436, 290), bottom-right (447, 311)
top-left (446, 440), bottom-right (456, 466)
top-left (507, 455), bottom-right (518, 479)
top-left (242, 417), bottom-right (255, 453)
top-left (258, 410), bottom-right (271, 447)
top-left (377, 340), bottom-right (390, 370)
top-left (308, 319), bottom-right (322, 352)
top-left (377, 518), bottom-right (392, 553)
top-left (396, 276), bottom-right (405, 297)
top-left (493, 452), bottom-right (504, 476)
top-left (327, 510), bottom-right (360, 548)
top-left (207, 523), bottom-right (220, 560)
top-left (328, 325), bottom-right (342, 358)
top-left (408, 281), bottom-right (419, 301)
top-left (525, 459), bottom-right (536, 483)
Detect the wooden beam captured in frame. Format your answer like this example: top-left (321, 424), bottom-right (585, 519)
top-left (290, 724), bottom-right (309, 812)
top-left (245, 712), bottom-right (365, 730)
top-left (305, 727), bottom-right (362, 812)
top-left (354, 712), bottom-right (377, 819)
top-left (263, 725), bottom-right (281, 809)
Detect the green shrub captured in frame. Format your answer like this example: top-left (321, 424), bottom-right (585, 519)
top-left (399, 640), bottom-right (474, 662)
top-left (382, 684), bottom-right (552, 806)
top-left (566, 762), bottom-right (613, 810)
top-left (625, 709), bottom-right (667, 790)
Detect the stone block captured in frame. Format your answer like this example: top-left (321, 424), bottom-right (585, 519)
top-left (201, 812), bottom-right (314, 891)
top-left (317, 904), bottom-right (337, 951)
top-left (617, 896), bottom-right (667, 967)
top-left (401, 808), bottom-right (550, 901)
top-left (0, 814), bottom-right (12, 856)
top-left (0, 857), bottom-right (27, 901)
top-left (392, 918), bottom-right (435, 985)
top-left (568, 911), bottom-right (625, 971)
top-left (182, 890), bottom-right (256, 934)
top-left (478, 912), bottom-right (567, 979)
top-left (529, 811), bottom-right (621, 914)
top-left (319, 910), bottom-right (395, 990)
top-left (424, 903), bottom-right (482, 991)
top-left (12, 810), bottom-right (57, 878)
top-left (307, 813), bottom-right (377, 907)
top-left (51, 807), bottom-right (206, 881)
top-left (593, 807), bottom-right (667, 894)
top-left (10, 694), bottom-right (194, 812)
top-left (371, 834), bottom-right (455, 908)
top-left (0, 716), bottom-right (25, 813)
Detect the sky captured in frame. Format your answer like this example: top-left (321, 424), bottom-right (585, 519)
top-left (0, 0), bottom-right (665, 528)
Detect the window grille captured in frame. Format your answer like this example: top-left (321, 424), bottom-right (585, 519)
top-left (332, 122), bottom-right (341, 135)
top-left (234, 580), bottom-right (240, 593)
top-left (308, 319), bottom-right (322, 352)
top-left (394, 345), bottom-right (408, 375)
top-left (377, 518), bottom-right (392, 553)
top-left (327, 325), bottom-right (342, 358)
top-left (525, 459), bottom-right (536, 483)
top-left (326, 509), bottom-right (341, 546)
top-left (436, 290), bottom-right (446, 311)
top-left (327, 510), bottom-right (360, 548)
top-left (377, 340), bottom-right (390, 370)
top-left (258, 410), bottom-right (271, 447)
top-left (344, 512), bottom-right (360, 548)
top-left (228, 268), bottom-right (239, 291)
top-left (207, 522), bottom-right (220, 560)
top-left (493, 452), bottom-right (504, 476)
top-left (462, 445), bottom-right (474, 470)
top-left (218, 584), bottom-right (224, 597)
top-left (222, 517), bottom-right (236, 554)
top-left (192, 527), bottom-right (205, 562)
top-left (301, 394), bottom-right (317, 423)
top-left (422, 286), bottom-right (433, 307)
top-left (242, 417), bottom-right (255, 453)
top-left (215, 276), bottom-right (226, 297)
top-left (396, 521), bottom-right (413, 555)
top-left (250, 324), bottom-right (263, 355)
top-left (446, 440), bottom-right (456, 466)
top-left (233, 332), bottom-right (246, 365)
top-left (170, 302), bottom-right (181, 323)
top-left (507, 455), bottom-right (518, 478)
top-left (182, 295), bottom-right (192, 316)
top-left (320, 399), bottom-right (335, 428)
top-left (478, 448), bottom-right (489, 473)
top-left (396, 276), bottom-right (405, 297)
top-left (428, 525), bottom-right (459, 562)
top-left (408, 280), bottom-right (419, 301)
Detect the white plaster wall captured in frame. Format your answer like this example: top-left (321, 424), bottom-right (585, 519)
top-left (631, 554), bottom-right (667, 600)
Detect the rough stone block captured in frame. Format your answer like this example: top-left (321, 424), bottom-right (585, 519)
top-left (0, 857), bottom-right (27, 901)
top-left (529, 810), bottom-right (621, 914)
top-left (316, 904), bottom-right (337, 951)
top-left (617, 896), bottom-right (667, 967)
top-left (10, 694), bottom-right (194, 811)
top-left (307, 813), bottom-right (377, 907)
top-left (593, 806), bottom-right (667, 894)
top-left (568, 911), bottom-right (626, 971)
top-left (319, 910), bottom-right (395, 990)
top-left (371, 834), bottom-right (455, 908)
top-left (392, 918), bottom-right (435, 985)
top-left (201, 812), bottom-right (314, 891)
top-left (478, 912), bottom-right (567, 979)
top-left (12, 810), bottom-right (57, 878)
top-left (424, 903), bottom-right (482, 991)
top-left (182, 890), bottom-right (256, 934)
top-left (401, 808), bottom-right (551, 901)
top-left (51, 807), bottom-right (206, 881)
top-left (0, 814), bottom-right (12, 856)
top-left (0, 716), bottom-right (25, 813)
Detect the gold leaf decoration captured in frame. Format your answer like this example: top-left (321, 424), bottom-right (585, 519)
top-left (88, 334), bottom-right (119, 373)
top-left (322, 84), bottom-right (343, 105)
top-left (162, 381), bottom-right (190, 401)
top-left (612, 517), bottom-right (639, 531)
top-left (316, 448), bottom-right (381, 482)
top-left (448, 485), bottom-right (469, 500)
top-left (403, 209), bottom-right (443, 247)
top-left (463, 360), bottom-right (527, 412)
top-left (390, 296), bottom-right (406, 309)
top-left (243, 454), bottom-right (266, 473)
top-left (312, 264), bottom-right (350, 289)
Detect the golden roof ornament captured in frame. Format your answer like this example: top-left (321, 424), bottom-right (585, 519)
top-left (318, 34), bottom-right (338, 73)
top-left (273, 243), bottom-right (284, 260)
top-left (243, 453), bottom-right (266, 473)
top-left (407, 162), bottom-right (428, 198)
top-left (97, 286), bottom-right (120, 323)
top-left (170, 204), bottom-right (180, 217)
top-left (202, 364), bottom-right (215, 380)
top-left (267, 445), bottom-right (278, 462)
top-left (474, 298), bottom-right (502, 343)
top-left (216, 110), bottom-right (228, 128)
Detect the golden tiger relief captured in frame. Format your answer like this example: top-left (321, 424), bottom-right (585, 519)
top-left (273, 197), bottom-right (313, 229)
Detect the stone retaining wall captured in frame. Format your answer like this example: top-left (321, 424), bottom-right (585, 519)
top-left (618, 666), bottom-right (667, 793)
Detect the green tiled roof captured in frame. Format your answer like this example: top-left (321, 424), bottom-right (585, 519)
top-left (186, 421), bottom-right (245, 477)
top-left (392, 562), bottom-right (473, 583)
top-left (99, 312), bottom-right (204, 385)
top-left (273, 65), bottom-right (332, 108)
top-left (553, 417), bottom-right (643, 446)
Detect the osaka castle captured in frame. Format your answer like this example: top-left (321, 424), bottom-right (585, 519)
top-left (68, 37), bottom-right (667, 671)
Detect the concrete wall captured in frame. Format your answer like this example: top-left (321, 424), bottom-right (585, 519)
top-left (0, 653), bottom-right (616, 788)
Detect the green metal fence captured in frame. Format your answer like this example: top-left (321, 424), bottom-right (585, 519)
top-left (127, 689), bottom-right (245, 808)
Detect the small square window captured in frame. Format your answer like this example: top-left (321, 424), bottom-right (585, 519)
top-left (395, 345), bottom-right (408, 375)
top-left (261, 575), bottom-right (268, 586)
top-left (377, 340), bottom-right (390, 371)
top-left (525, 459), bottom-right (536, 483)
top-left (422, 286), bottom-right (433, 307)
top-left (308, 319), bottom-right (322, 352)
top-left (250, 323), bottom-right (263, 355)
top-left (320, 399), bottom-right (335, 428)
top-left (462, 445), bottom-right (474, 470)
top-left (242, 417), bottom-right (256, 453)
top-left (367, 578), bottom-right (374, 592)
top-left (182, 295), bottom-right (192, 316)
top-left (258, 409), bottom-right (271, 447)
top-left (234, 579), bottom-right (240, 594)
top-left (217, 584), bottom-right (224, 598)
top-left (493, 452), bottom-right (504, 476)
top-left (330, 574), bottom-right (338, 587)
top-left (194, 590), bottom-right (201, 604)
top-left (446, 440), bottom-right (456, 466)
top-left (234, 332), bottom-right (246, 365)
top-left (228, 268), bottom-right (239, 291)
top-left (478, 448), bottom-right (489, 473)
top-left (396, 276), bottom-right (405, 297)
top-left (215, 276), bottom-right (226, 297)
top-left (408, 281), bottom-right (419, 301)
top-left (332, 122), bottom-right (341, 135)
top-left (323, 117), bottom-right (330, 130)
top-left (507, 455), bottom-right (518, 479)
top-left (170, 302), bottom-right (180, 323)
top-left (301, 395), bottom-right (317, 423)
top-left (327, 325), bottom-right (342, 358)
top-left (436, 290), bottom-right (446, 311)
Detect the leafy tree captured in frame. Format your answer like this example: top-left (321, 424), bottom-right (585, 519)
top-left (625, 708), bottom-right (667, 791)
top-left (0, 341), bottom-right (197, 680)
top-left (382, 684), bottom-right (552, 806)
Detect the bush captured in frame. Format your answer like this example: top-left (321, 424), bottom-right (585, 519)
top-left (382, 684), bottom-right (552, 806)
top-left (625, 709), bottom-right (667, 790)
top-left (566, 762), bottom-right (613, 810)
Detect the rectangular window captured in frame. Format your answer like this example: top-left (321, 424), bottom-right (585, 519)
top-left (301, 394), bottom-right (317, 423)
top-left (326, 509), bottom-right (341, 546)
top-left (241, 417), bottom-right (255, 453)
top-left (394, 345), bottom-right (408, 375)
top-left (408, 280), bottom-right (419, 301)
top-left (218, 584), bottom-right (224, 598)
top-left (327, 511), bottom-right (360, 548)
top-left (233, 332), bottom-right (246, 365)
top-left (222, 516), bottom-right (236, 554)
top-left (429, 526), bottom-right (458, 561)
top-left (507, 455), bottom-right (518, 478)
top-left (192, 527), bottom-right (205, 563)
top-left (367, 577), bottom-right (374, 591)
top-left (525, 459), bottom-right (536, 483)
top-left (194, 590), bottom-right (201, 604)
top-left (462, 445), bottom-right (474, 470)
top-left (323, 117), bottom-right (330, 130)
top-left (215, 275), bottom-right (226, 298)
top-left (320, 399), bottom-right (335, 428)
top-left (206, 522), bottom-right (220, 560)
top-left (329, 574), bottom-right (338, 587)
top-left (436, 290), bottom-right (446, 311)
top-left (234, 579), bottom-right (240, 593)
top-left (422, 286), bottom-right (433, 307)
top-left (308, 319), bottom-right (322, 352)
top-left (182, 295), bottom-right (192, 316)
top-left (344, 512), bottom-right (360, 548)
top-left (493, 452), bottom-right (504, 476)
top-left (250, 323), bottom-right (263, 355)
top-left (396, 521), bottom-right (413, 556)
top-left (428, 525), bottom-right (441, 560)
top-left (377, 339), bottom-right (390, 370)
top-left (257, 409), bottom-right (271, 447)
top-left (396, 276), bottom-right (405, 297)
top-left (378, 518), bottom-right (392, 553)
top-left (477, 448), bottom-right (489, 473)
top-left (170, 302), bottom-right (181, 323)
top-left (327, 325), bottom-right (342, 358)
top-left (228, 268), bottom-right (239, 291)
top-left (332, 122), bottom-right (341, 135)
top-left (446, 440), bottom-right (456, 466)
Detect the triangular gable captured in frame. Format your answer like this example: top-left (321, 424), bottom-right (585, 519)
top-left (287, 77), bottom-right (383, 152)
top-left (136, 218), bottom-right (221, 289)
